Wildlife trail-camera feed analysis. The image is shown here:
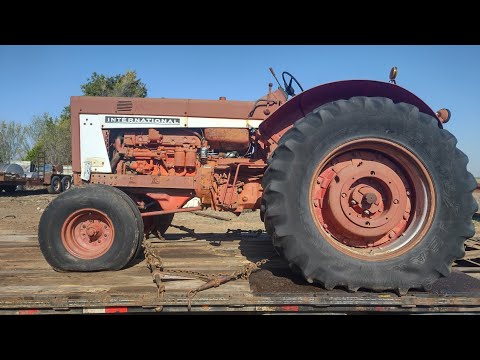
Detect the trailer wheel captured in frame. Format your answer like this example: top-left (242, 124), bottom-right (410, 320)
top-left (61, 176), bottom-right (72, 192)
top-left (38, 185), bottom-right (141, 271)
top-left (47, 176), bottom-right (62, 194)
top-left (262, 96), bottom-right (477, 293)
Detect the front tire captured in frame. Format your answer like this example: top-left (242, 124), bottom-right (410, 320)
top-left (38, 185), bottom-right (141, 271)
top-left (262, 96), bottom-right (477, 293)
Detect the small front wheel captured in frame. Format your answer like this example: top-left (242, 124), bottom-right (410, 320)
top-left (38, 185), bottom-right (141, 271)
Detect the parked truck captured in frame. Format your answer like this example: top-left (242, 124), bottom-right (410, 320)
top-left (0, 155), bottom-right (72, 194)
top-left (37, 67), bottom-right (477, 296)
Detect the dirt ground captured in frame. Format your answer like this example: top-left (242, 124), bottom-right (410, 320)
top-left (0, 188), bottom-right (265, 235)
top-left (1, 187), bottom-right (479, 241)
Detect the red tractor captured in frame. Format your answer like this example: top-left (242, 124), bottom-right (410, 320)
top-left (38, 68), bottom-right (477, 294)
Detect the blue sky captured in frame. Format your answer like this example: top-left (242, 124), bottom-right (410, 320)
top-left (0, 45), bottom-right (479, 175)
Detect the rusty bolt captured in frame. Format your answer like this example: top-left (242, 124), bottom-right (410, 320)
top-left (317, 178), bottom-right (322, 184)
top-left (313, 200), bottom-right (319, 207)
top-left (350, 200), bottom-right (357, 206)
top-left (403, 213), bottom-right (409, 220)
top-left (364, 210), bottom-right (371, 216)
top-left (341, 193), bottom-right (347, 198)
top-left (104, 233), bottom-right (107, 237)
top-left (393, 199), bottom-right (399, 204)
top-left (406, 191), bottom-right (410, 196)
top-left (242, 196), bottom-right (248, 202)
top-left (388, 231), bottom-right (396, 239)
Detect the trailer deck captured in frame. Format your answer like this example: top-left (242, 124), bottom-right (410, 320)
top-left (1, 229), bottom-right (480, 314)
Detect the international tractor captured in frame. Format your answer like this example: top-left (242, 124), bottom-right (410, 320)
top-left (38, 68), bottom-right (477, 294)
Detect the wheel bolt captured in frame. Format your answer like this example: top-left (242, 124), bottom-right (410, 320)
top-left (350, 200), bottom-right (357, 205)
top-left (341, 193), bottom-right (346, 198)
top-left (393, 199), bottom-right (399, 204)
top-left (388, 231), bottom-right (395, 239)
top-left (364, 210), bottom-right (370, 216)
top-left (406, 191), bottom-right (410, 196)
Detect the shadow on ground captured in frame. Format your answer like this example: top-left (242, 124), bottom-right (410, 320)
top-left (0, 188), bottom-right (49, 197)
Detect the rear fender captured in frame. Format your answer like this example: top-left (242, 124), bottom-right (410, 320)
top-left (257, 80), bottom-right (440, 156)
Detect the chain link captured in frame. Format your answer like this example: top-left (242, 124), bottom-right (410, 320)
top-left (142, 229), bottom-right (274, 311)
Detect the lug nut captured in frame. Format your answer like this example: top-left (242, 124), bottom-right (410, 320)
top-left (341, 193), bottom-right (347, 198)
top-left (364, 210), bottom-right (370, 216)
top-left (393, 199), bottom-right (399, 204)
top-left (388, 231), bottom-right (396, 239)
top-left (350, 200), bottom-right (357, 205)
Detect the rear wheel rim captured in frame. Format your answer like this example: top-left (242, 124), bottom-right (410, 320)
top-left (61, 208), bottom-right (115, 259)
top-left (310, 138), bottom-right (435, 260)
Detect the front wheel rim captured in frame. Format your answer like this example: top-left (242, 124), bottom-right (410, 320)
top-left (310, 138), bottom-right (435, 261)
top-left (61, 208), bottom-right (115, 259)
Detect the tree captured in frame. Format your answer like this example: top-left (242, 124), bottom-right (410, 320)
top-left (81, 70), bottom-right (147, 98)
top-left (24, 113), bottom-right (71, 165)
top-left (0, 120), bottom-right (27, 163)
top-left (24, 70), bottom-right (147, 166)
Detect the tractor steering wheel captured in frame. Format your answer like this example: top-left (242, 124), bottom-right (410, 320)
top-left (282, 71), bottom-right (304, 97)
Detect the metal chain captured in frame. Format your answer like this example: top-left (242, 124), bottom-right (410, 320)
top-left (142, 230), bottom-right (274, 311)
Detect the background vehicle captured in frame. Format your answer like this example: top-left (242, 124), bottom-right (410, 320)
top-left (0, 155), bottom-right (72, 194)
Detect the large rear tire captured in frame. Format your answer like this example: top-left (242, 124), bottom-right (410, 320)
top-left (38, 184), bottom-right (141, 271)
top-left (262, 96), bottom-right (477, 293)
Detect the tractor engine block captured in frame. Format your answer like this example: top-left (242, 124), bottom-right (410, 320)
top-left (110, 128), bottom-right (202, 176)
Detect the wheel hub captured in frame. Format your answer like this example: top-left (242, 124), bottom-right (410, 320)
top-left (61, 209), bottom-right (114, 259)
top-left (313, 150), bottom-right (412, 248)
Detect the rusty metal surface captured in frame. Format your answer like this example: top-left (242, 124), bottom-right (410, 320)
top-left (141, 206), bottom-right (202, 217)
top-left (90, 173), bottom-right (195, 189)
top-left (204, 128), bottom-right (250, 152)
